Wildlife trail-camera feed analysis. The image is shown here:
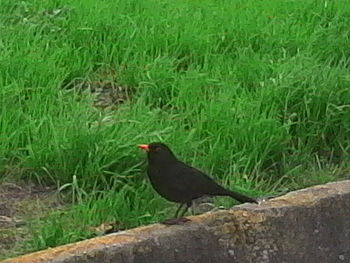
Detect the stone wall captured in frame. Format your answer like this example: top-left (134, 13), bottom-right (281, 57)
top-left (2, 180), bottom-right (350, 263)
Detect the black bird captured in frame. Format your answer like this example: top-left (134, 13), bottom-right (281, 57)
top-left (138, 142), bottom-right (257, 223)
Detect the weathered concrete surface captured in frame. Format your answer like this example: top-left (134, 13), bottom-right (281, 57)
top-left (2, 180), bottom-right (350, 263)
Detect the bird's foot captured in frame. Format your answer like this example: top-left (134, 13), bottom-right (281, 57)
top-left (161, 217), bottom-right (191, 225)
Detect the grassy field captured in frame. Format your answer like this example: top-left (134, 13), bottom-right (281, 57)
top-left (1, 0), bottom-right (350, 258)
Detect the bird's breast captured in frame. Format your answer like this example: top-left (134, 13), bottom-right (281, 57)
top-left (146, 167), bottom-right (187, 203)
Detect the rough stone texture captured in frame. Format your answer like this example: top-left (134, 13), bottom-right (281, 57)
top-left (2, 180), bottom-right (350, 263)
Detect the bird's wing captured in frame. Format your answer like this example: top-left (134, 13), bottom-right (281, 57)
top-left (173, 161), bottom-right (224, 196)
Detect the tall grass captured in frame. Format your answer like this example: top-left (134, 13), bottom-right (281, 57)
top-left (0, 0), bottom-right (349, 256)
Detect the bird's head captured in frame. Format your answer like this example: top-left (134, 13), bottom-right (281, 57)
top-left (138, 142), bottom-right (176, 163)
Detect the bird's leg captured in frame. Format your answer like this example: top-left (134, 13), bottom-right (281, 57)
top-left (161, 202), bottom-right (192, 225)
top-left (178, 201), bottom-right (192, 218)
top-left (174, 203), bottom-right (184, 218)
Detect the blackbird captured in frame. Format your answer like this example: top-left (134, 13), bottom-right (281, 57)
top-left (138, 142), bottom-right (257, 223)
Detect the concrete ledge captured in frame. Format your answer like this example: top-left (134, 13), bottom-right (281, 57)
top-left (2, 180), bottom-right (350, 263)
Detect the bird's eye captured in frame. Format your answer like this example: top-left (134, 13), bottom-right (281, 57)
top-left (155, 147), bottom-right (161, 152)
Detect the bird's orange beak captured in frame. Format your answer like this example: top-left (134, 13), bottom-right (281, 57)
top-left (138, 144), bottom-right (150, 152)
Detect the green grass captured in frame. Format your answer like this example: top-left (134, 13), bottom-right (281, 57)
top-left (1, 0), bottom-right (350, 258)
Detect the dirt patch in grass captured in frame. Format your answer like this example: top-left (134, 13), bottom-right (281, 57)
top-left (67, 79), bottom-right (134, 109)
top-left (0, 181), bottom-right (65, 259)
top-left (62, 67), bottom-right (135, 110)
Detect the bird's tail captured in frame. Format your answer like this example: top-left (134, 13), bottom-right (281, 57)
top-left (228, 190), bottom-right (258, 203)
top-left (218, 188), bottom-right (258, 204)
